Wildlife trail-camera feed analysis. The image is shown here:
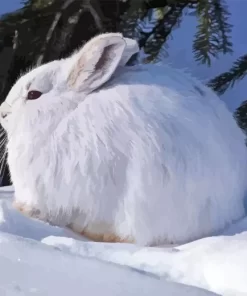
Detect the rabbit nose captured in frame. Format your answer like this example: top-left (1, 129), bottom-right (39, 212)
top-left (1, 112), bottom-right (8, 119)
top-left (0, 102), bottom-right (12, 119)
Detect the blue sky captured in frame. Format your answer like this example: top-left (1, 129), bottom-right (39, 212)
top-left (0, 0), bottom-right (23, 15)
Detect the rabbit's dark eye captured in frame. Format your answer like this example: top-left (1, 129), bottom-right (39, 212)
top-left (27, 90), bottom-right (42, 100)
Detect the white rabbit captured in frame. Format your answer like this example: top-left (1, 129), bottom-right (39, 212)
top-left (1, 32), bottom-right (247, 246)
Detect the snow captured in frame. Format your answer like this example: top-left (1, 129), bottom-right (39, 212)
top-left (0, 186), bottom-right (219, 296)
top-left (1, 186), bottom-right (247, 296)
top-left (1, 233), bottom-right (215, 296)
top-left (43, 230), bottom-right (247, 296)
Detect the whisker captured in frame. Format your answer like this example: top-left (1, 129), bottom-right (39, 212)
top-left (0, 150), bottom-right (7, 165)
top-left (0, 142), bottom-right (7, 154)
top-left (0, 136), bottom-right (7, 148)
top-left (0, 131), bottom-right (7, 178)
top-left (0, 131), bottom-right (6, 138)
top-left (0, 144), bottom-right (7, 160)
top-left (0, 153), bottom-right (7, 180)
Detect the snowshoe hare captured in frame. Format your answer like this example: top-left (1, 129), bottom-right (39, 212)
top-left (1, 33), bottom-right (247, 246)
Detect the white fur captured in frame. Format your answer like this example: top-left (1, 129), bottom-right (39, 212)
top-left (1, 33), bottom-right (247, 246)
top-left (118, 37), bottom-right (139, 66)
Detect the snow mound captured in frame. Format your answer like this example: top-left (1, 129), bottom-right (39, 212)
top-left (0, 231), bottom-right (219, 296)
top-left (43, 232), bottom-right (247, 296)
top-left (0, 186), bottom-right (247, 296)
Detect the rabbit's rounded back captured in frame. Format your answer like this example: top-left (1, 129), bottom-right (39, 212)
top-left (68, 65), bottom-right (247, 244)
top-left (1, 33), bottom-right (247, 245)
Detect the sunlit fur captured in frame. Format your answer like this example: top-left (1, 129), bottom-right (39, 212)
top-left (1, 33), bottom-right (247, 246)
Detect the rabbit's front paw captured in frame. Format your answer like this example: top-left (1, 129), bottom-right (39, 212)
top-left (68, 221), bottom-right (135, 243)
top-left (80, 228), bottom-right (134, 244)
top-left (12, 201), bottom-right (43, 220)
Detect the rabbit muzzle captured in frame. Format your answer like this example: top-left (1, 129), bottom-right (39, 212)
top-left (0, 101), bottom-right (11, 117)
top-left (0, 101), bottom-right (12, 129)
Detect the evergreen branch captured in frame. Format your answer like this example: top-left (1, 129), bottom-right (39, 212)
top-left (193, 0), bottom-right (213, 65)
top-left (211, 0), bottom-right (233, 54)
top-left (208, 54), bottom-right (247, 94)
top-left (144, 3), bottom-right (187, 62)
top-left (193, 0), bottom-right (233, 66)
top-left (36, 0), bottom-right (76, 66)
top-left (120, 0), bottom-right (148, 40)
top-left (234, 100), bottom-right (247, 136)
top-left (83, 0), bottom-right (105, 32)
top-left (47, 6), bottom-right (85, 61)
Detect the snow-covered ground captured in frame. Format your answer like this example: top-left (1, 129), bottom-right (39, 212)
top-left (0, 187), bottom-right (219, 296)
top-left (0, 186), bottom-right (247, 296)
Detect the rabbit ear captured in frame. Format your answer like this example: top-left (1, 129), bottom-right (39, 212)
top-left (119, 37), bottom-right (139, 66)
top-left (67, 33), bottom-right (127, 92)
